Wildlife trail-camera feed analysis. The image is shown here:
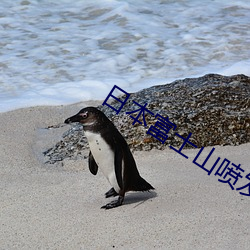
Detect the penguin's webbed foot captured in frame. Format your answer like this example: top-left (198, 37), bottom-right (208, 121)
top-left (105, 187), bottom-right (118, 198)
top-left (101, 196), bottom-right (124, 209)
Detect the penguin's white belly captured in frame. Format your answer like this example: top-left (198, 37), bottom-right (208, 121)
top-left (85, 131), bottom-right (120, 193)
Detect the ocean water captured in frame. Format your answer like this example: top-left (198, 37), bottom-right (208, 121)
top-left (0, 0), bottom-right (250, 113)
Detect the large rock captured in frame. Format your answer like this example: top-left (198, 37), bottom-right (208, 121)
top-left (44, 74), bottom-right (250, 163)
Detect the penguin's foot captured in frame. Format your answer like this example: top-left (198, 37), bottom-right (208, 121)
top-left (105, 187), bottom-right (118, 198)
top-left (101, 196), bottom-right (124, 209)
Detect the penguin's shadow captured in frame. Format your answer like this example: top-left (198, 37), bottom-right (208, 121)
top-left (123, 191), bottom-right (157, 208)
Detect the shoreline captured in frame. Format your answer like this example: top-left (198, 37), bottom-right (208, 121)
top-left (43, 74), bottom-right (250, 164)
top-left (0, 102), bottom-right (250, 249)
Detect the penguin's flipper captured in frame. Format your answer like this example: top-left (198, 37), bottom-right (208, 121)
top-left (88, 151), bottom-right (98, 175)
top-left (105, 187), bottom-right (118, 198)
top-left (114, 146), bottom-right (124, 190)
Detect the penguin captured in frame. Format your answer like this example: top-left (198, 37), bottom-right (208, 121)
top-left (65, 107), bottom-right (154, 209)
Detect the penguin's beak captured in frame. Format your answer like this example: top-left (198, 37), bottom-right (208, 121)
top-left (64, 114), bottom-right (81, 124)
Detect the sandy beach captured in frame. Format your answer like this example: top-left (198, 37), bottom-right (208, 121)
top-left (0, 102), bottom-right (249, 250)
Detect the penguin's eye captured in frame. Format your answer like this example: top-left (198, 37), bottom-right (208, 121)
top-left (79, 112), bottom-right (88, 119)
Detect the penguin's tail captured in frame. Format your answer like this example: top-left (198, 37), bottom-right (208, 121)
top-left (132, 176), bottom-right (154, 192)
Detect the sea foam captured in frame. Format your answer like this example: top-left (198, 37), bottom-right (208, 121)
top-left (0, 0), bottom-right (249, 112)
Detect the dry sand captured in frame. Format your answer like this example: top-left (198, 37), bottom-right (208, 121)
top-left (0, 102), bottom-right (249, 250)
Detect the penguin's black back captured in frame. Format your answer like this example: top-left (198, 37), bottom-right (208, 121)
top-left (99, 117), bottom-right (154, 192)
top-left (68, 106), bottom-right (154, 192)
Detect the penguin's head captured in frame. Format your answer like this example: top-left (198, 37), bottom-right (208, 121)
top-left (65, 107), bottom-right (109, 129)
